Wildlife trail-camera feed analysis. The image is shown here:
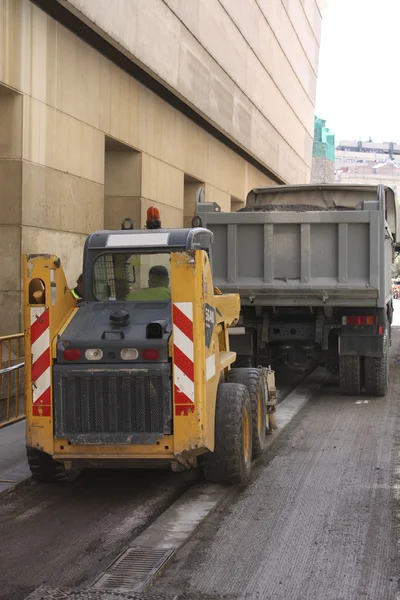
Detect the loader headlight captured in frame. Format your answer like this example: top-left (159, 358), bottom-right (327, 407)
top-left (85, 348), bottom-right (103, 360)
top-left (121, 348), bottom-right (139, 360)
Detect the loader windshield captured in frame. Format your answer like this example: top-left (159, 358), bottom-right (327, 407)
top-left (93, 252), bottom-right (171, 302)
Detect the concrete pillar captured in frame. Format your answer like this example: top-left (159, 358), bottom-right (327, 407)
top-left (140, 154), bottom-right (184, 228)
top-left (0, 88), bottom-right (105, 335)
top-left (204, 183), bottom-right (231, 212)
top-left (20, 97), bottom-right (105, 307)
top-left (0, 87), bottom-right (23, 334)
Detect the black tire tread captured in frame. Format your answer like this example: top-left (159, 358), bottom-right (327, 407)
top-left (364, 356), bottom-right (387, 397)
top-left (364, 324), bottom-right (389, 397)
top-left (339, 355), bottom-right (361, 396)
top-left (227, 368), bottom-right (267, 458)
top-left (203, 383), bottom-right (252, 485)
top-left (27, 447), bottom-right (82, 482)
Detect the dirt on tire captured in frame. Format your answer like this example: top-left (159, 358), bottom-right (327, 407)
top-left (203, 383), bottom-right (252, 485)
top-left (339, 355), bottom-right (361, 396)
top-left (227, 368), bottom-right (267, 459)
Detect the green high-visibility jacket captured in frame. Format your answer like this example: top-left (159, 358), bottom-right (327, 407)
top-left (71, 288), bottom-right (82, 300)
top-left (127, 287), bottom-right (171, 301)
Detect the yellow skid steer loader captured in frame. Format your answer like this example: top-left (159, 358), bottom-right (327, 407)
top-left (24, 209), bottom-right (276, 484)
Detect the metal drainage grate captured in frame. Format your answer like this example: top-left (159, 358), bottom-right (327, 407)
top-left (93, 547), bottom-right (175, 592)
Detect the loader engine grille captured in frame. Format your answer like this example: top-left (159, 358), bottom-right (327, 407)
top-left (53, 367), bottom-right (171, 444)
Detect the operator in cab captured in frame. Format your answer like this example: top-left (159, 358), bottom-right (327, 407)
top-left (71, 274), bottom-right (83, 303)
top-left (128, 265), bottom-right (171, 301)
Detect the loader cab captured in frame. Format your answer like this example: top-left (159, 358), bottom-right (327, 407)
top-left (81, 211), bottom-right (213, 305)
top-left (52, 209), bottom-right (214, 446)
top-left (56, 209), bottom-right (213, 369)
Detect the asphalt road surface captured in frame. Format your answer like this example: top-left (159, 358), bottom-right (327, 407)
top-left (152, 330), bottom-right (400, 600)
top-left (0, 467), bottom-right (198, 600)
top-left (2, 322), bottom-right (400, 600)
top-left (0, 359), bottom-right (311, 600)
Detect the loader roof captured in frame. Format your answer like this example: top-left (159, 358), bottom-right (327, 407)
top-left (85, 227), bottom-right (213, 252)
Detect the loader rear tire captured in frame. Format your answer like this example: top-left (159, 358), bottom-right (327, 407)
top-left (203, 383), bottom-right (252, 485)
top-left (27, 447), bottom-right (82, 482)
top-left (227, 368), bottom-right (267, 459)
top-left (364, 325), bottom-right (389, 397)
top-left (339, 355), bottom-right (361, 396)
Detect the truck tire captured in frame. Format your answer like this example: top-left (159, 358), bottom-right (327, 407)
top-left (227, 368), bottom-right (267, 459)
top-left (364, 325), bottom-right (389, 397)
top-left (203, 383), bottom-right (252, 485)
top-left (339, 355), bottom-right (361, 396)
top-left (27, 447), bottom-right (82, 482)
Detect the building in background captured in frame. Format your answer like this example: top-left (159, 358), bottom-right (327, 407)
top-left (0, 0), bottom-right (324, 333)
top-left (335, 141), bottom-right (400, 197)
top-left (311, 117), bottom-right (335, 183)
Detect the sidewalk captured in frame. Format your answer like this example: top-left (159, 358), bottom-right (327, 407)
top-left (0, 420), bottom-right (30, 495)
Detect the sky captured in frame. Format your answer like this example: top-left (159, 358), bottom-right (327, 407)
top-left (316, 0), bottom-right (400, 143)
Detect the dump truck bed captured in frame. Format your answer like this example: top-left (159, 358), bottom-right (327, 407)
top-left (198, 185), bottom-right (397, 309)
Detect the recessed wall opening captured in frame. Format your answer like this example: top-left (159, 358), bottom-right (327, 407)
top-left (104, 136), bottom-right (142, 231)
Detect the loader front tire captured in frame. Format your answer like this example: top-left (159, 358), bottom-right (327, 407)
top-left (203, 383), bottom-right (252, 485)
top-left (339, 355), bottom-right (361, 396)
top-left (227, 368), bottom-right (267, 459)
top-left (27, 447), bottom-right (82, 482)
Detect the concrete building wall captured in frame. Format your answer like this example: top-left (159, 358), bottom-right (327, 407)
top-left (0, 0), bottom-right (323, 334)
top-left (53, 0), bottom-right (322, 184)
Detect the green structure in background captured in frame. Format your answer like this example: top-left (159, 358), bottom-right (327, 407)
top-left (313, 117), bottom-right (335, 162)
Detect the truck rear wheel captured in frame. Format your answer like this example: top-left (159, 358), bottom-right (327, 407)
top-left (227, 368), bottom-right (267, 458)
top-left (364, 326), bottom-right (389, 397)
top-left (27, 447), bottom-right (82, 483)
top-left (339, 355), bottom-right (361, 396)
top-left (203, 383), bottom-right (252, 485)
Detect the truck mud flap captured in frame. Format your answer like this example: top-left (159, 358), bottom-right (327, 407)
top-left (339, 335), bottom-right (384, 358)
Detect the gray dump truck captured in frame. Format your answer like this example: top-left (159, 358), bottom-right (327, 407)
top-left (196, 184), bottom-right (399, 396)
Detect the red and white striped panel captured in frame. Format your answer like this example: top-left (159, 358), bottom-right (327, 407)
top-left (30, 307), bottom-right (51, 417)
top-left (173, 302), bottom-right (195, 416)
